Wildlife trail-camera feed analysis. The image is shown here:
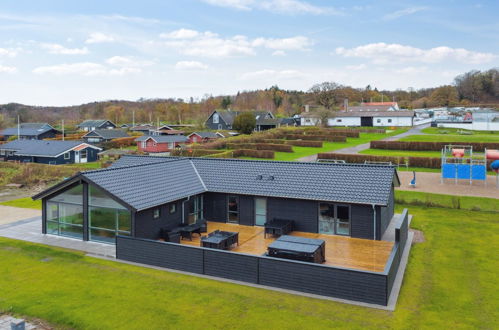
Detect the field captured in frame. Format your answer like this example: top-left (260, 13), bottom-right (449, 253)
top-left (241, 129), bottom-right (408, 161)
top-left (0, 192), bottom-right (497, 329)
top-left (0, 197), bottom-right (41, 209)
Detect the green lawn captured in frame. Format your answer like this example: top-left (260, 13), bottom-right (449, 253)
top-left (400, 134), bottom-right (499, 143)
top-left (0, 197), bottom-right (41, 210)
top-left (65, 162), bottom-right (103, 169)
top-left (395, 190), bottom-right (499, 212)
top-left (359, 149), bottom-right (442, 158)
top-left (421, 127), bottom-right (498, 135)
top-left (244, 129), bottom-right (408, 161)
top-left (0, 195), bottom-right (497, 329)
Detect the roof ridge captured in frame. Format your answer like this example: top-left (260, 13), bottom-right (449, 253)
top-left (189, 159), bottom-right (207, 191)
top-left (81, 157), bottom-right (184, 174)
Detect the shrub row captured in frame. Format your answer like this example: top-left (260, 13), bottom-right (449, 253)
top-left (317, 153), bottom-right (444, 168)
top-left (226, 143), bottom-right (293, 152)
top-left (101, 136), bottom-right (137, 149)
top-left (203, 150), bottom-right (234, 158)
top-left (233, 149), bottom-right (274, 159)
top-left (284, 140), bottom-right (323, 147)
top-left (284, 134), bottom-right (347, 142)
top-left (172, 149), bottom-right (223, 157)
top-left (370, 140), bottom-right (499, 152)
top-left (303, 131), bottom-right (360, 138)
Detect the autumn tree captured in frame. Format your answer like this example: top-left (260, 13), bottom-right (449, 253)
top-left (429, 85), bottom-right (459, 107)
top-left (309, 82), bottom-right (344, 110)
top-left (233, 112), bottom-right (256, 134)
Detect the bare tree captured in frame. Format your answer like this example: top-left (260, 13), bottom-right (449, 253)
top-left (309, 82), bottom-right (343, 110)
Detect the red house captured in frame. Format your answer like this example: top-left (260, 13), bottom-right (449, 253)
top-left (135, 135), bottom-right (189, 154)
top-left (187, 131), bottom-right (221, 144)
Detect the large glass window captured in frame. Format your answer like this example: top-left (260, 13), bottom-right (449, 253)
top-left (46, 185), bottom-right (83, 239)
top-left (187, 195), bottom-right (202, 225)
top-left (318, 203), bottom-right (350, 236)
top-left (89, 185), bottom-right (131, 243)
top-left (228, 195), bottom-right (239, 224)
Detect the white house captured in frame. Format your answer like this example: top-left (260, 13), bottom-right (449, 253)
top-left (328, 111), bottom-right (415, 127)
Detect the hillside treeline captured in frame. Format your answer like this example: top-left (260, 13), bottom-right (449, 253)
top-left (0, 68), bottom-right (497, 128)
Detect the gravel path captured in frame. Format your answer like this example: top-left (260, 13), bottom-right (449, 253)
top-left (297, 123), bottom-right (430, 162)
top-left (0, 205), bottom-right (41, 226)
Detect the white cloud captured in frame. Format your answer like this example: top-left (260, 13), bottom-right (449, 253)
top-left (175, 61), bottom-right (209, 70)
top-left (106, 56), bottom-right (154, 67)
top-left (160, 28), bottom-right (200, 39)
top-left (32, 62), bottom-right (142, 76)
top-left (383, 7), bottom-right (427, 20)
top-left (85, 32), bottom-right (115, 44)
top-left (0, 65), bottom-right (17, 73)
top-left (335, 43), bottom-right (496, 64)
top-left (240, 69), bottom-right (303, 80)
top-left (0, 47), bottom-right (19, 57)
top-left (41, 43), bottom-right (89, 55)
top-left (159, 28), bottom-right (312, 58)
top-left (201, 0), bottom-right (341, 15)
top-left (272, 50), bottom-right (286, 56)
top-left (395, 66), bottom-right (429, 74)
top-left (252, 36), bottom-right (312, 50)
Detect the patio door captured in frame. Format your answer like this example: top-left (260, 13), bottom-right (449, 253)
top-left (187, 195), bottom-right (202, 225)
top-left (319, 203), bottom-right (350, 236)
top-left (75, 151), bottom-right (80, 163)
top-left (227, 195), bottom-right (239, 224)
top-left (255, 198), bottom-right (266, 226)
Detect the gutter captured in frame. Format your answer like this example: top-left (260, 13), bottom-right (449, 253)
top-left (372, 204), bottom-right (377, 240)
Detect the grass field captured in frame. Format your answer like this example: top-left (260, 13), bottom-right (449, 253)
top-left (359, 149), bottom-right (442, 158)
top-left (421, 127), bottom-right (498, 135)
top-left (243, 129), bottom-right (408, 161)
top-left (0, 193), bottom-right (497, 329)
top-left (400, 134), bottom-right (499, 143)
top-left (0, 197), bottom-right (41, 210)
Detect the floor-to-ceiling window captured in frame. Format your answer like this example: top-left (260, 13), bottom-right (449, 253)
top-left (46, 185), bottom-right (84, 239)
top-left (187, 195), bottom-right (202, 225)
top-left (255, 198), bottom-right (266, 226)
top-left (228, 195), bottom-right (239, 224)
top-left (89, 185), bottom-right (131, 243)
top-left (318, 203), bottom-right (350, 236)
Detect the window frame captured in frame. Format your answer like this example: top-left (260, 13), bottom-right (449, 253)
top-left (169, 203), bottom-right (176, 214)
top-left (153, 208), bottom-right (161, 219)
top-left (64, 152), bottom-right (70, 160)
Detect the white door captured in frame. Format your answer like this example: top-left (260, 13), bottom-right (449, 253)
top-left (75, 151), bottom-right (80, 163)
top-left (255, 198), bottom-right (267, 226)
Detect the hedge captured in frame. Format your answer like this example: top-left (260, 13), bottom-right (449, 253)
top-left (233, 149), bottom-right (274, 159)
top-left (370, 140), bottom-right (499, 152)
top-left (285, 140), bottom-right (323, 147)
top-left (284, 134), bottom-right (347, 142)
top-left (317, 153), bottom-right (446, 168)
top-left (101, 137), bottom-right (137, 149)
top-left (172, 149), bottom-right (223, 157)
top-left (203, 150), bottom-right (234, 158)
top-left (226, 143), bottom-right (292, 152)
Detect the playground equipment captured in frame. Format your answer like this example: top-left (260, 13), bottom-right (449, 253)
top-left (409, 171), bottom-right (416, 188)
top-left (491, 159), bottom-right (499, 189)
top-left (441, 145), bottom-right (486, 184)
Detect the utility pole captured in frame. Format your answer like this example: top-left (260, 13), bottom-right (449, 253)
top-left (132, 110), bottom-right (135, 127)
top-left (17, 115), bottom-right (20, 140)
top-left (62, 119), bottom-right (65, 141)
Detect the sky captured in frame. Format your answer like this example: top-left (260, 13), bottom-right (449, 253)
top-left (0, 0), bottom-right (498, 106)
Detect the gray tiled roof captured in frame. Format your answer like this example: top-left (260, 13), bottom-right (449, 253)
top-left (190, 132), bottom-right (219, 138)
top-left (77, 120), bottom-right (115, 128)
top-left (84, 129), bottom-right (129, 139)
top-left (214, 110), bottom-right (274, 125)
top-left (69, 156), bottom-right (398, 210)
top-left (82, 159), bottom-right (206, 211)
top-left (334, 111), bottom-right (414, 118)
top-left (0, 140), bottom-right (100, 157)
top-left (1, 123), bottom-right (58, 137)
top-left (134, 135), bottom-right (188, 143)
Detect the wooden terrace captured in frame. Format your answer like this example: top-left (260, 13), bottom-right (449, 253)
top-left (181, 221), bottom-right (394, 272)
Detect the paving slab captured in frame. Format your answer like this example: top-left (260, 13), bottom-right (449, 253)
top-left (0, 205), bottom-right (41, 226)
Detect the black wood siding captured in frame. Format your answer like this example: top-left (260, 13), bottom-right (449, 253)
top-left (267, 197), bottom-right (318, 232)
top-left (238, 195), bottom-right (254, 226)
top-left (116, 236), bottom-right (203, 273)
top-left (134, 200), bottom-right (182, 239)
top-left (350, 204), bottom-right (375, 240)
top-left (203, 192), bottom-right (227, 222)
top-left (116, 236), bottom-right (391, 306)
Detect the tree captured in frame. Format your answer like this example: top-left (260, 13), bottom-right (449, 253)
top-left (220, 96), bottom-right (232, 109)
top-left (233, 112), bottom-right (256, 134)
top-left (309, 82), bottom-right (343, 110)
top-left (316, 108), bottom-right (333, 127)
top-left (429, 85), bottom-right (459, 107)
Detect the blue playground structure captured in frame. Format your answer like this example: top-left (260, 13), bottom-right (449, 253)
top-left (441, 145), bottom-right (487, 184)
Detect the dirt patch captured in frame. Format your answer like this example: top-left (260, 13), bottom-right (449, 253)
top-left (0, 184), bottom-right (47, 202)
top-left (0, 313), bottom-right (54, 330)
top-left (410, 229), bottom-right (425, 244)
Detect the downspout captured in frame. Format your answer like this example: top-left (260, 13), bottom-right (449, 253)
top-left (372, 204), bottom-right (376, 240)
top-left (182, 196), bottom-right (191, 224)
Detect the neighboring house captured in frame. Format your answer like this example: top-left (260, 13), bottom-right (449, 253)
top-left (0, 123), bottom-right (61, 140)
top-left (187, 132), bottom-right (220, 143)
top-left (129, 124), bottom-right (154, 135)
top-left (215, 131), bottom-right (239, 138)
top-left (346, 102), bottom-right (400, 112)
top-left (328, 111), bottom-right (415, 127)
top-left (0, 140), bottom-right (101, 164)
top-left (300, 112), bottom-right (322, 126)
top-left (135, 135), bottom-right (189, 154)
top-left (77, 120), bottom-right (117, 132)
top-left (205, 110), bottom-right (277, 131)
top-left (149, 125), bottom-right (185, 136)
top-left (82, 129), bottom-right (129, 144)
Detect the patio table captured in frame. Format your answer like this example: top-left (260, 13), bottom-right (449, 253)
top-left (201, 230), bottom-right (239, 250)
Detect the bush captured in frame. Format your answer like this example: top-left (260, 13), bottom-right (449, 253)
top-left (172, 149), bottom-right (223, 157)
top-left (233, 112), bottom-right (256, 134)
top-left (408, 157), bottom-right (441, 168)
top-left (203, 150), bottom-right (234, 158)
top-left (317, 153), bottom-right (403, 164)
top-left (226, 143), bottom-right (292, 152)
top-left (101, 137), bottom-right (137, 149)
top-left (370, 140), bottom-right (499, 152)
top-left (285, 140), bottom-right (323, 147)
top-left (233, 149), bottom-right (274, 159)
